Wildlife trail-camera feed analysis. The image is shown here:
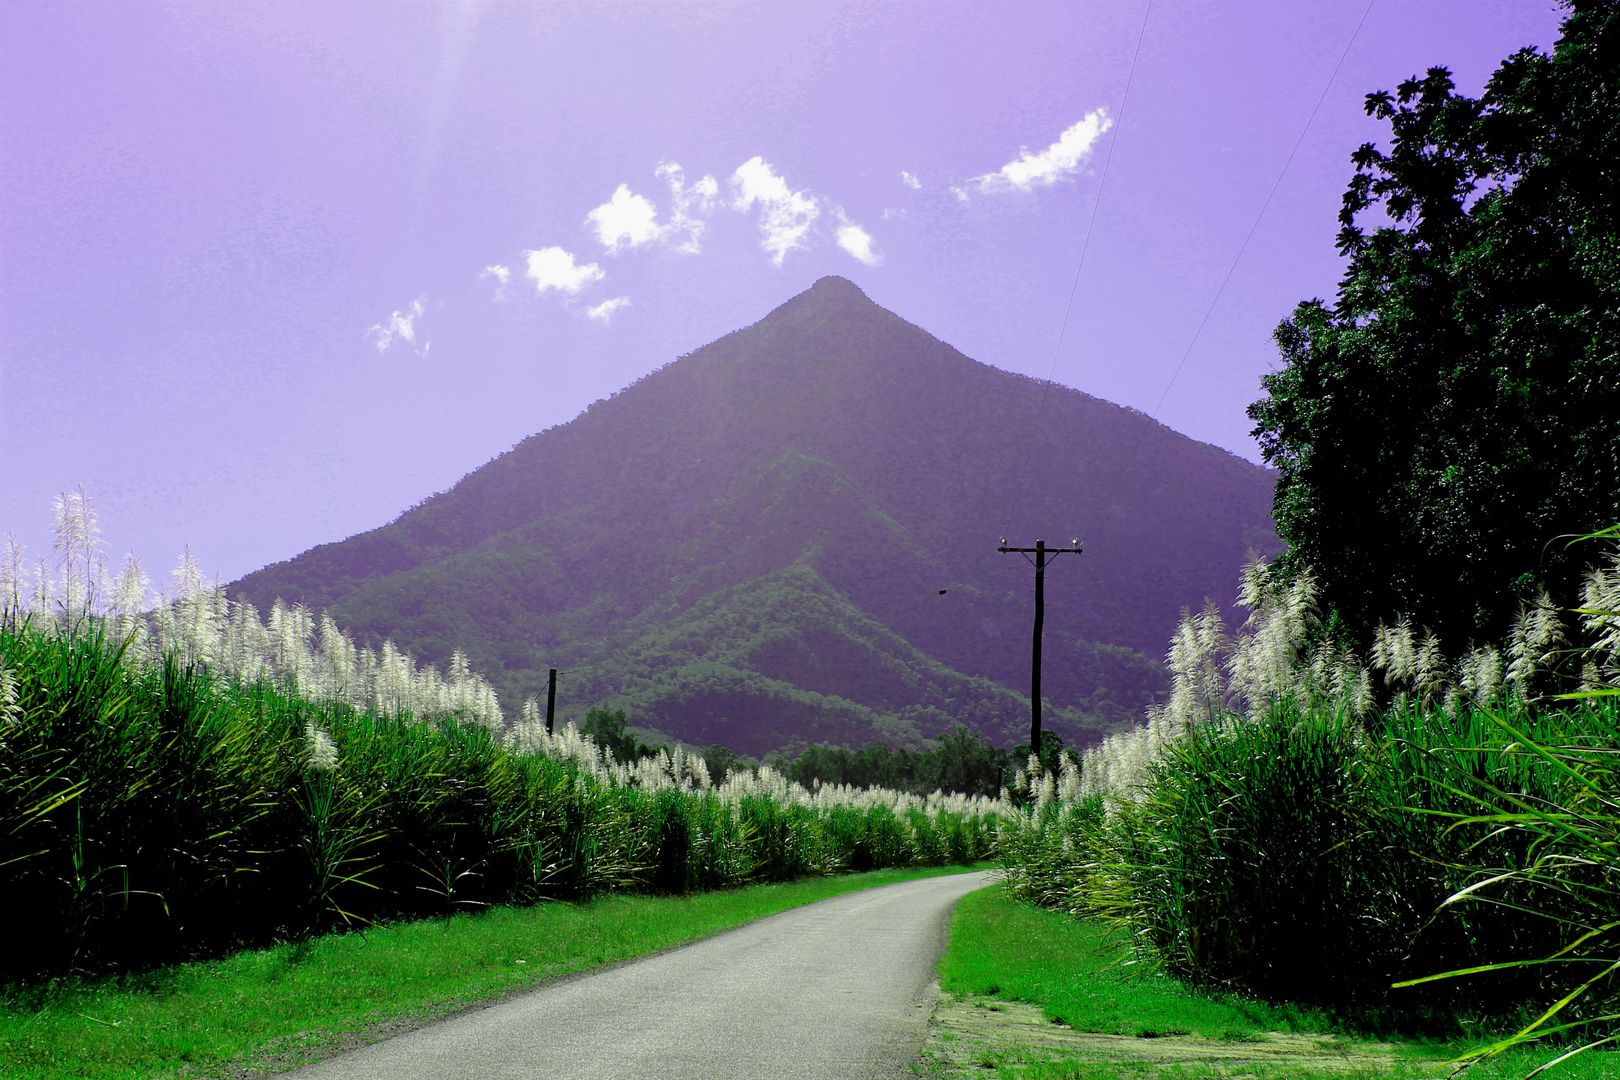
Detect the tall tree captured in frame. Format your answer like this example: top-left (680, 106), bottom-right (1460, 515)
top-left (1250, 0), bottom-right (1620, 651)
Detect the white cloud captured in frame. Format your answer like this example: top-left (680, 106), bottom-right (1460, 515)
top-left (963, 108), bottom-right (1113, 196)
top-left (835, 219), bottom-right (881, 266)
top-left (586, 296), bottom-right (631, 324)
top-left (523, 246), bottom-right (605, 295)
top-left (730, 156), bottom-right (821, 266)
top-left (900, 170), bottom-right (921, 190)
top-left (583, 163), bottom-right (720, 256)
top-left (367, 296), bottom-right (429, 356)
top-left (687, 173), bottom-right (719, 203)
top-left (585, 184), bottom-right (661, 253)
top-left (479, 264), bottom-right (511, 299)
top-left (657, 160), bottom-right (718, 254)
top-left (507, 158), bottom-right (871, 278)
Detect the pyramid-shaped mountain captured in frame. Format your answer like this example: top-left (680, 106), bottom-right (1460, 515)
top-left (231, 278), bottom-right (1277, 755)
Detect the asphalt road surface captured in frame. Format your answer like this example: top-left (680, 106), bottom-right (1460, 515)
top-left (292, 870), bottom-right (994, 1080)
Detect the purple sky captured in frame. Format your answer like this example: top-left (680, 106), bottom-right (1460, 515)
top-left (1, 1), bottom-right (1564, 587)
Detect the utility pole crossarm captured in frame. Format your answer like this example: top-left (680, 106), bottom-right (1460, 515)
top-left (998, 537), bottom-right (1084, 757)
top-left (997, 539), bottom-right (1083, 562)
top-left (996, 542), bottom-right (1083, 553)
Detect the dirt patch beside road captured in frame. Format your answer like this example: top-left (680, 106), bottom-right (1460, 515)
top-left (918, 992), bottom-right (1404, 1078)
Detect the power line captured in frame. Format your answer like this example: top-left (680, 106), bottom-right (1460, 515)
top-left (1101, 0), bottom-right (1377, 520)
top-left (1008, 0), bottom-right (1153, 522)
top-left (987, 2), bottom-right (1375, 751)
top-left (1141, 0), bottom-right (1377, 426)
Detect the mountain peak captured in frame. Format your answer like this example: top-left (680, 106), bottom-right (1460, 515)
top-left (755, 274), bottom-right (882, 332)
top-left (231, 278), bottom-right (1278, 755)
top-left (808, 275), bottom-right (866, 298)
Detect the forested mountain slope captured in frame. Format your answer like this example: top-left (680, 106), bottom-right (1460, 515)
top-left (232, 277), bottom-right (1276, 754)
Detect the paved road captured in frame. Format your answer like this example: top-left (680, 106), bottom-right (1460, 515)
top-left (291, 870), bottom-right (992, 1080)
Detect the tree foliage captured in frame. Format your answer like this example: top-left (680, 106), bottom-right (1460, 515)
top-left (1250, 1), bottom-right (1620, 651)
top-left (579, 706), bottom-right (658, 763)
top-left (785, 725), bottom-right (1018, 798)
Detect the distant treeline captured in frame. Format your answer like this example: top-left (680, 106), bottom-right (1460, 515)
top-left (779, 726), bottom-right (1026, 799)
top-left (583, 706), bottom-right (1057, 799)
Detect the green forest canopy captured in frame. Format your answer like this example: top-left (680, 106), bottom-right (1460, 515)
top-left (1250, 0), bottom-right (1620, 652)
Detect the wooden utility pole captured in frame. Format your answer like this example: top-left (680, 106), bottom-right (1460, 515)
top-left (998, 537), bottom-right (1083, 755)
top-left (546, 668), bottom-right (558, 735)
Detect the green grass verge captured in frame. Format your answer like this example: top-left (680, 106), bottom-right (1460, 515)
top-left (0, 864), bottom-right (987, 1080)
top-left (926, 887), bottom-right (1619, 1079)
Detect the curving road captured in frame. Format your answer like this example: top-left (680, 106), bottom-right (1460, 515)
top-left (292, 870), bottom-right (994, 1080)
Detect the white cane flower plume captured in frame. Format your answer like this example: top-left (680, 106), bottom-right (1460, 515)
top-left (304, 721), bottom-right (339, 772)
top-left (1, 534), bottom-right (26, 619)
top-left (109, 554), bottom-right (151, 648)
top-left (1237, 557), bottom-right (1271, 615)
top-left (1350, 665), bottom-right (1375, 717)
top-left (379, 639), bottom-right (413, 715)
top-left (417, 663), bottom-right (444, 715)
top-left (1035, 770), bottom-right (1057, 811)
top-left (1412, 631), bottom-right (1448, 704)
top-left (1306, 642), bottom-right (1334, 697)
top-left (1305, 642), bottom-right (1362, 713)
top-left (51, 488), bottom-right (104, 622)
top-left (236, 600), bottom-right (275, 684)
top-left (7, 490), bottom-right (1018, 852)
top-left (1506, 590), bottom-right (1566, 696)
top-left (1078, 742), bottom-right (1109, 798)
top-left (1237, 608), bottom-right (1294, 707)
top-left (1057, 757), bottom-right (1082, 803)
top-left (317, 614), bottom-right (347, 691)
top-left (1460, 645), bottom-right (1505, 705)
top-left (31, 557), bottom-right (54, 633)
top-left (1372, 618), bottom-right (1417, 686)
top-left (471, 677), bottom-right (502, 731)
top-left (1165, 601), bottom-right (1230, 728)
top-left (51, 489), bottom-right (100, 560)
top-left (1068, 540), bottom-right (1620, 801)
top-left (272, 600), bottom-right (317, 691)
top-left (0, 661), bottom-right (19, 728)
top-left (11, 493), bottom-right (531, 730)
top-left (448, 649), bottom-right (472, 716)
top-left (166, 547), bottom-right (218, 666)
top-left (1369, 621), bottom-right (1391, 675)
top-left (510, 697), bottom-right (548, 754)
top-left (1578, 556), bottom-right (1620, 681)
